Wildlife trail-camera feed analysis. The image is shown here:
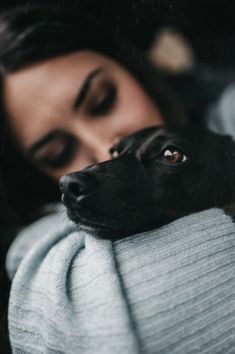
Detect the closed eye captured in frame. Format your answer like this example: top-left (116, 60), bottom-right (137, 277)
top-left (27, 132), bottom-right (78, 170)
top-left (88, 83), bottom-right (117, 116)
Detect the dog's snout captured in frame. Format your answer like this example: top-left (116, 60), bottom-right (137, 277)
top-left (59, 173), bottom-right (95, 208)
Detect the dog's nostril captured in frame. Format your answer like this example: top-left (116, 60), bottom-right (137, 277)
top-left (68, 181), bottom-right (81, 197)
top-left (60, 173), bottom-right (96, 208)
top-left (59, 185), bottom-right (64, 194)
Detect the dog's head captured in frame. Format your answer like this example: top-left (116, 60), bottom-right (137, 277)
top-left (60, 125), bottom-right (235, 238)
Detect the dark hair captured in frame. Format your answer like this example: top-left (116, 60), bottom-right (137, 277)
top-left (0, 5), bottom-right (187, 226)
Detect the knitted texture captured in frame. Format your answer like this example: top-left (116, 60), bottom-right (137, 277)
top-left (6, 207), bottom-right (235, 354)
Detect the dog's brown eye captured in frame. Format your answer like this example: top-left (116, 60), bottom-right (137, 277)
top-left (109, 146), bottom-right (119, 159)
top-left (112, 150), bottom-right (119, 158)
top-left (162, 148), bottom-right (188, 164)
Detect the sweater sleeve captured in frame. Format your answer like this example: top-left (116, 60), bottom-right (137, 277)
top-left (7, 207), bottom-right (235, 354)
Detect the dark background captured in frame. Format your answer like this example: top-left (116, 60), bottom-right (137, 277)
top-left (0, 0), bottom-right (235, 66)
top-left (1, 1), bottom-right (235, 352)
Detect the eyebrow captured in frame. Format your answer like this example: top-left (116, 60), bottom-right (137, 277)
top-left (27, 67), bottom-right (104, 159)
top-left (73, 66), bottom-right (104, 109)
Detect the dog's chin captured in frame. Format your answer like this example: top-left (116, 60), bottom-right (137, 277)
top-left (67, 210), bottom-right (136, 239)
top-left (77, 223), bottom-right (134, 239)
top-left (66, 208), bottom-right (172, 239)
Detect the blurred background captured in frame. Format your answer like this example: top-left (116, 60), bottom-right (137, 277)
top-left (0, 0), bottom-right (235, 67)
top-left (1, 1), bottom-right (235, 352)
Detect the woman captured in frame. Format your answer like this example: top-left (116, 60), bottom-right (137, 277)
top-left (0, 5), bottom-right (188, 226)
top-left (1, 5), bottom-right (235, 354)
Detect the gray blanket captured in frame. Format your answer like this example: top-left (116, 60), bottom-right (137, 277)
top-left (6, 207), bottom-right (235, 354)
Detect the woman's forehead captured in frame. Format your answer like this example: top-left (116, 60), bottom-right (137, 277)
top-left (3, 52), bottom-right (112, 140)
top-left (4, 51), bottom-right (110, 95)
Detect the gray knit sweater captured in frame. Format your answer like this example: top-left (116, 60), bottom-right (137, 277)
top-left (6, 85), bottom-right (235, 353)
top-left (6, 206), bottom-right (235, 354)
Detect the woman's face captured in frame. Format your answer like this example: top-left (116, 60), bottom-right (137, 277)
top-left (4, 51), bottom-right (163, 181)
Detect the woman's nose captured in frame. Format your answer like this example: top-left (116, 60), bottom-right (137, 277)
top-left (91, 141), bottom-right (112, 163)
top-left (75, 124), bottom-right (119, 163)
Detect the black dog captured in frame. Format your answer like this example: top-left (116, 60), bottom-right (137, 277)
top-left (60, 125), bottom-right (235, 239)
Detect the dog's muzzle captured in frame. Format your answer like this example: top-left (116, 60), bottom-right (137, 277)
top-left (59, 173), bottom-right (95, 208)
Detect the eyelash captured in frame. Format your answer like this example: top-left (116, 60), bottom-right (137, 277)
top-left (89, 84), bottom-right (117, 116)
top-left (38, 84), bottom-right (117, 170)
top-left (39, 137), bottom-right (77, 170)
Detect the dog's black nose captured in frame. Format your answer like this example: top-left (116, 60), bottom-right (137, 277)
top-left (59, 173), bottom-right (94, 208)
